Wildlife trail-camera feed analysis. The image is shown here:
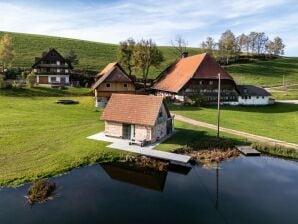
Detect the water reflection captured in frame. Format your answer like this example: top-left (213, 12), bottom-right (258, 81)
top-left (101, 162), bottom-right (191, 192)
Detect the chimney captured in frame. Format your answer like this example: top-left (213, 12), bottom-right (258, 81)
top-left (181, 51), bottom-right (188, 58)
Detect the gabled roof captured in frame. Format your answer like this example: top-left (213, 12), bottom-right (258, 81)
top-left (92, 62), bottom-right (133, 90)
top-left (32, 48), bottom-right (73, 69)
top-left (237, 85), bottom-right (271, 96)
top-left (101, 94), bottom-right (169, 126)
top-left (152, 53), bottom-right (234, 93)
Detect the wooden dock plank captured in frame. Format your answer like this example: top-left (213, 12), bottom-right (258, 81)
top-left (236, 145), bottom-right (261, 156)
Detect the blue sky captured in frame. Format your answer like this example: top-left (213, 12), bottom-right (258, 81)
top-left (0, 0), bottom-right (297, 56)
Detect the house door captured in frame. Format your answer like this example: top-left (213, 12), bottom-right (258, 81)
top-left (122, 124), bottom-right (131, 139)
top-left (166, 119), bottom-right (172, 135)
top-left (60, 77), bottom-right (66, 84)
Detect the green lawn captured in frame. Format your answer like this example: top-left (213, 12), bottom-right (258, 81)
top-left (169, 103), bottom-right (298, 144)
top-left (0, 88), bottom-right (245, 186)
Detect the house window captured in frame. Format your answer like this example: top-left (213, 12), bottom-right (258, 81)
top-left (123, 83), bottom-right (128, 88)
top-left (106, 83), bottom-right (111, 88)
top-left (159, 111), bottom-right (163, 118)
top-left (256, 96), bottom-right (259, 99)
top-left (209, 80), bottom-right (213, 85)
top-left (50, 77), bottom-right (56, 82)
top-left (199, 81), bottom-right (203, 85)
top-left (262, 96), bottom-right (265, 99)
top-left (248, 96), bottom-right (251, 99)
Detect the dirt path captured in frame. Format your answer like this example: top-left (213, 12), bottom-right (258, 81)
top-left (174, 114), bottom-right (298, 150)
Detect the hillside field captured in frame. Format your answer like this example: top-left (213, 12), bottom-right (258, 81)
top-left (1, 31), bottom-right (298, 87)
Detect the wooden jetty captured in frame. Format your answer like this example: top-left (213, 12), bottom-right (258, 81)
top-left (236, 145), bottom-right (261, 156)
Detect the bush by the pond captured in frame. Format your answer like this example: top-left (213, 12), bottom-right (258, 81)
top-left (252, 142), bottom-right (298, 159)
top-left (27, 180), bottom-right (56, 204)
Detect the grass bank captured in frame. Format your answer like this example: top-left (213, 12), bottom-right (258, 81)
top-left (252, 142), bottom-right (298, 160)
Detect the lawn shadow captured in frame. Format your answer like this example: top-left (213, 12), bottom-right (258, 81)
top-left (161, 127), bottom-right (247, 150)
top-left (170, 103), bottom-right (298, 114)
top-left (0, 87), bottom-right (90, 97)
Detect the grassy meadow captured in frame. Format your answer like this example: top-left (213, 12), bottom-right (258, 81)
top-left (169, 103), bottom-right (298, 144)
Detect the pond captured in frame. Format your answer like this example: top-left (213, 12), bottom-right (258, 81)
top-left (1, 155), bottom-right (298, 224)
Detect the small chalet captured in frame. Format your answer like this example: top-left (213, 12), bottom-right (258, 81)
top-left (152, 53), bottom-right (238, 103)
top-left (32, 48), bottom-right (73, 85)
top-left (237, 85), bottom-right (272, 105)
top-left (101, 94), bottom-right (174, 144)
top-left (92, 62), bottom-right (135, 107)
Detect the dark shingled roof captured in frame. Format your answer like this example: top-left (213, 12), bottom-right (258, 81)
top-left (237, 85), bottom-right (271, 96)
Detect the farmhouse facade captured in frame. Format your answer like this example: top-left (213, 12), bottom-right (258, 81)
top-left (237, 85), bottom-right (272, 105)
top-left (152, 53), bottom-right (238, 103)
top-left (32, 48), bottom-right (73, 85)
top-left (101, 94), bottom-right (174, 144)
top-left (92, 62), bottom-right (135, 107)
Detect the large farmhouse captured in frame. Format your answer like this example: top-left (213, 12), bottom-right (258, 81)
top-left (32, 48), bottom-right (73, 85)
top-left (92, 62), bottom-right (135, 107)
top-left (152, 53), bottom-right (238, 103)
top-left (101, 94), bottom-right (174, 144)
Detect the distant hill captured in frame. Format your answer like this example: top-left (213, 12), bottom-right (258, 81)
top-left (0, 31), bottom-right (200, 78)
top-left (1, 31), bottom-right (297, 86)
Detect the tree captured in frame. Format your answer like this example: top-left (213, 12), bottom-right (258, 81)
top-left (118, 38), bottom-right (135, 76)
top-left (171, 35), bottom-right (188, 58)
top-left (200, 37), bottom-right (217, 56)
top-left (236, 33), bottom-right (249, 55)
top-left (133, 39), bottom-right (164, 90)
top-left (255, 32), bottom-right (269, 54)
top-left (26, 71), bottom-right (36, 88)
top-left (0, 34), bottom-right (15, 72)
top-left (65, 49), bottom-right (79, 65)
top-left (218, 30), bottom-right (236, 64)
top-left (273, 37), bottom-right (285, 55)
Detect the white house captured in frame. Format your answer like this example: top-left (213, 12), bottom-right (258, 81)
top-left (237, 85), bottom-right (272, 105)
top-left (32, 48), bottom-right (73, 85)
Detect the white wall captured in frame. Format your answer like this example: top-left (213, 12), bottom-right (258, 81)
top-left (238, 96), bottom-right (270, 105)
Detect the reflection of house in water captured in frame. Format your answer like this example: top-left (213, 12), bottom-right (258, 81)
top-left (101, 163), bottom-right (191, 192)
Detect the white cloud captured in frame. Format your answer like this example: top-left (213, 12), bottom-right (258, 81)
top-left (0, 0), bottom-right (297, 56)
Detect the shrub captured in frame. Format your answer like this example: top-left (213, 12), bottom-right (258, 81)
top-left (26, 72), bottom-right (36, 88)
top-left (27, 180), bottom-right (56, 204)
top-left (187, 136), bottom-right (236, 150)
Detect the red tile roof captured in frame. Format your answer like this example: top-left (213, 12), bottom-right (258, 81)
top-left (152, 53), bottom-right (234, 93)
top-left (101, 94), bottom-right (166, 126)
